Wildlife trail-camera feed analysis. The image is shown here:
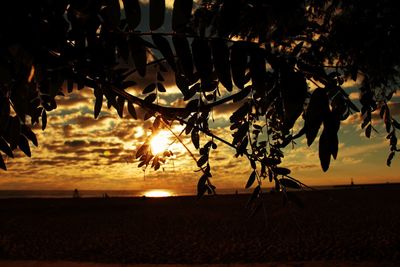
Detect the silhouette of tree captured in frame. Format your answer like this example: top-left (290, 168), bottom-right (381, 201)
top-left (0, 0), bottom-right (399, 201)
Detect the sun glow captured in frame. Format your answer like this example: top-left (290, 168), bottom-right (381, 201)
top-left (144, 190), bottom-right (172, 197)
top-left (150, 130), bottom-right (171, 155)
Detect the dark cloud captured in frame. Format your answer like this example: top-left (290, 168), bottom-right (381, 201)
top-left (64, 140), bottom-right (87, 147)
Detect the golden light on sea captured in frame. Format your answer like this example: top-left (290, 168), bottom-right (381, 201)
top-left (150, 130), bottom-right (171, 155)
top-left (144, 189), bottom-right (172, 197)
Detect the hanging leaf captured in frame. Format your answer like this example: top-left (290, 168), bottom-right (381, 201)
top-left (305, 88), bottom-right (329, 146)
top-left (122, 0), bottom-right (141, 30)
top-left (18, 135), bottom-right (31, 157)
top-left (191, 129), bottom-right (200, 149)
top-left (121, 81), bottom-right (137, 90)
top-left (231, 42), bottom-right (249, 89)
top-left (197, 174), bottom-right (208, 198)
top-left (186, 99), bottom-right (199, 111)
top-left (172, 0), bottom-right (193, 32)
top-left (246, 185), bottom-right (260, 207)
top-left (41, 110), bottom-right (47, 130)
top-left (157, 83), bottom-right (166, 92)
top-left (387, 151), bottom-right (395, 166)
top-left (144, 93), bottom-right (157, 103)
top-left (143, 83), bottom-right (157, 94)
top-left (249, 47), bottom-right (266, 93)
top-left (0, 137), bottom-right (13, 158)
top-left (21, 125), bottom-right (38, 147)
top-left (116, 96), bottom-right (125, 118)
top-left (192, 38), bottom-right (213, 85)
top-left (281, 70), bottom-right (308, 132)
top-left (197, 154), bottom-right (208, 167)
top-left (172, 35), bottom-right (193, 79)
top-left (136, 143), bottom-right (149, 158)
top-left (184, 83), bottom-right (199, 101)
top-left (0, 153), bottom-right (6, 170)
top-left (245, 170), bottom-right (256, 189)
top-left (127, 101), bottom-right (137, 119)
top-left (129, 36), bottom-right (147, 77)
top-left (100, 0), bottom-right (121, 29)
top-left (274, 167), bottom-right (291, 176)
top-left (318, 128), bottom-right (331, 172)
top-left (149, 0), bottom-right (165, 31)
top-left (279, 178), bottom-right (301, 189)
top-left (211, 39), bottom-right (232, 91)
top-left (152, 34), bottom-right (176, 71)
top-left (94, 92), bottom-right (103, 119)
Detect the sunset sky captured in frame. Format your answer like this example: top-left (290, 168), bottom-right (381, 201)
top-left (1, 1), bottom-right (399, 192)
top-left (1, 76), bottom-right (399, 191)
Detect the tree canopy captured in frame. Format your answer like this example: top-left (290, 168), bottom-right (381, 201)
top-left (0, 0), bottom-right (399, 199)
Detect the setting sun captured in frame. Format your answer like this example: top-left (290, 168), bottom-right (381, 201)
top-left (144, 190), bottom-right (172, 197)
top-left (150, 130), bottom-right (172, 155)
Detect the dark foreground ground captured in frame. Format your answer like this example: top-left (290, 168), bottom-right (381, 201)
top-left (0, 187), bottom-right (399, 264)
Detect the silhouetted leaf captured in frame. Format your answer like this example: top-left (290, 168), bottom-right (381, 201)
top-left (186, 99), bottom-right (199, 111)
top-left (127, 101), bottom-right (137, 119)
top-left (116, 96), bottom-right (125, 118)
top-left (153, 116), bottom-right (161, 129)
top-left (144, 111), bottom-right (155, 121)
top-left (150, 0), bottom-right (165, 31)
top-left (282, 71), bottom-right (308, 132)
top-left (245, 170), bottom-right (256, 189)
top-left (231, 42), bottom-right (249, 89)
top-left (292, 41), bottom-right (304, 57)
top-left (0, 137), bottom-right (13, 158)
top-left (157, 72), bottom-right (164, 81)
top-left (172, 0), bottom-right (193, 32)
top-left (274, 167), bottom-right (291, 176)
top-left (191, 129), bottom-right (200, 149)
top-left (41, 110), bottom-right (47, 130)
top-left (184, 83), bottom-right (199, 100)
top-left (211, 39), bottom-right (232, 91)
top-left (192, 38), bottom-right (213, 83)
top-left (152, 34), bottom-right (176, 71)
top-left (0, 153), bottom-right (6, 170)
top-left (319, 128), bottom-right (331, 172)
top-left (121, 81), bottom-right (137, 89)
top-left (21, 125), bottom-right (38, 147)
top-left (122, 0), bottom-right (141, 30)
top-left (387, 151), bottom-right (395, 166)
top-left (136, 143), bottom-right (149, 158)
top-left (197, 154), bottom-right (208, 167)
top-left (94, 93), bottom-right (103, 119)
top-left (18, 135), bottom-right (31, 157)
top-left (246, 185), bottom-right (260, 207)
top-left (172, 36), bottom-right (193, 79)
top-left (279, 178), bottom-right (301, 189)
top-left (197, 174), bottom-right (208, 198)
top-left (157, 83), bottom-right (166, 92)
top-left (129, 36), bottom-right (147, 77)
top-left (143, 83), bottom-right (157, 94)
top-left (393, 119), bottom-right (400, 129)
top-left (365, 124), bottom-right (372, 138)
top-left (144, 93), bottom-right (157, 103)
top-left (100, 0), bottom-right (121, 29)
top-left (305, 88), bottom-right (329, 146)
top-left (249, 47), bottom-right (266, 93)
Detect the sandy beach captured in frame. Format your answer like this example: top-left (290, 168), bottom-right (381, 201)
top-left (0, 187), bottom-right (399, 266)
